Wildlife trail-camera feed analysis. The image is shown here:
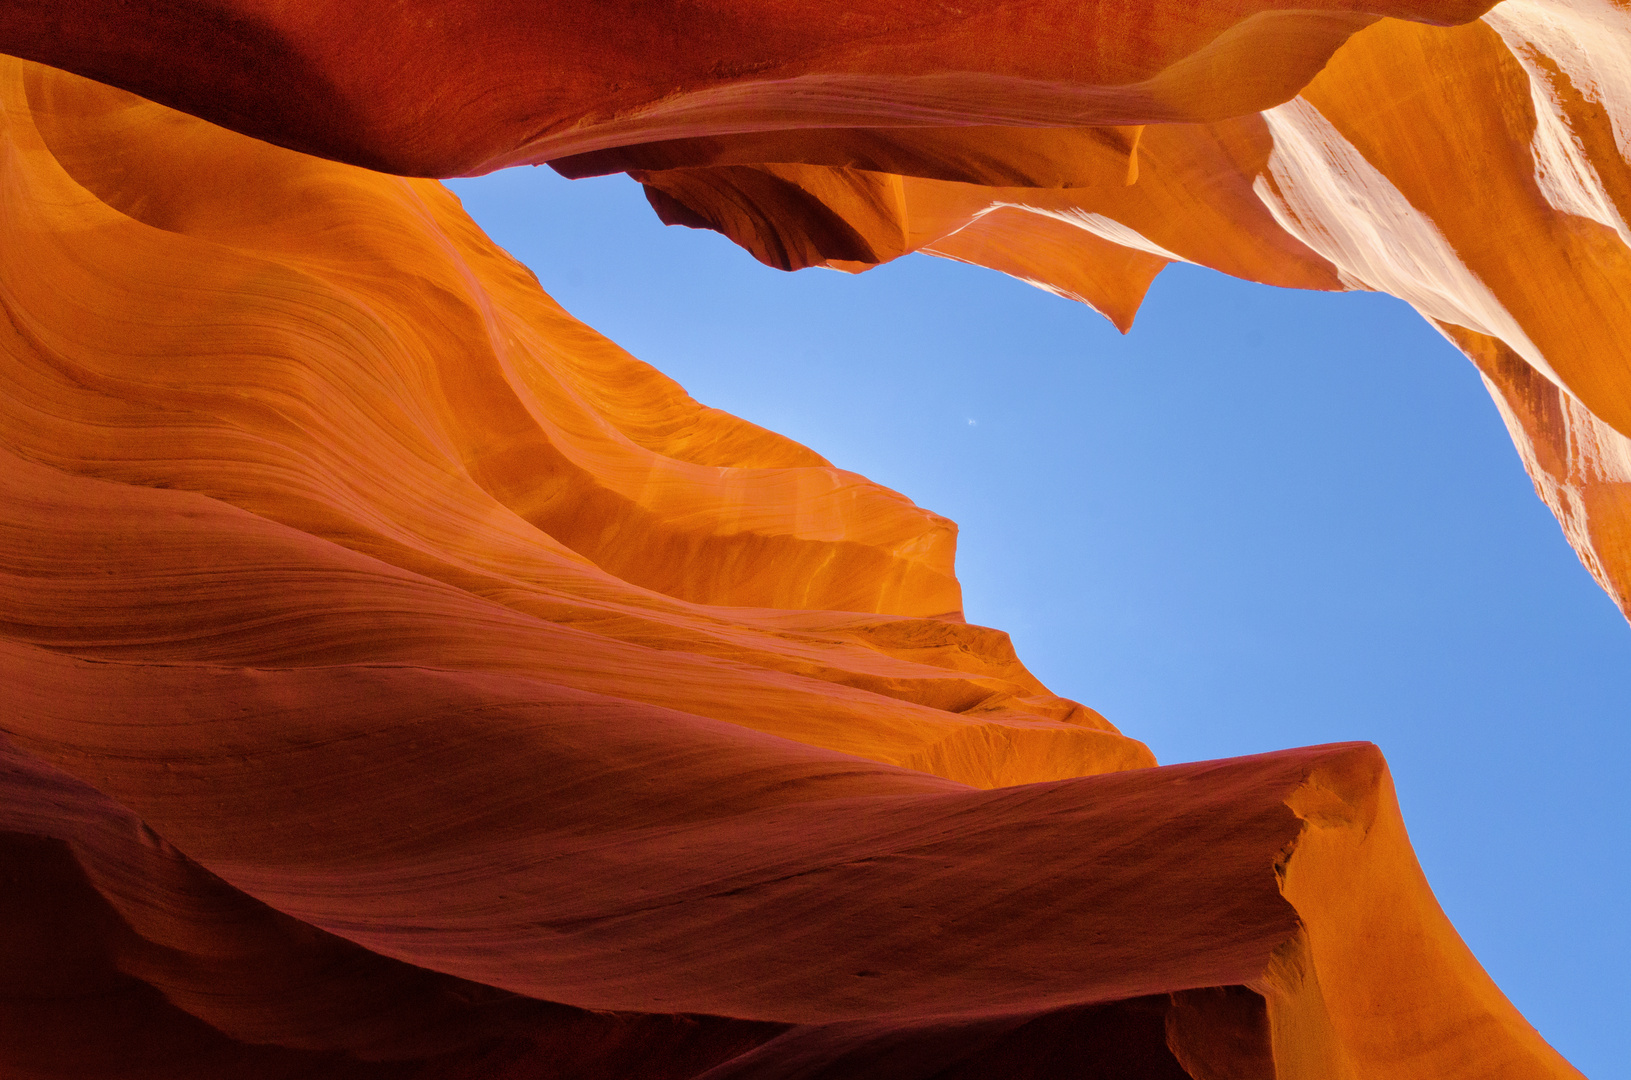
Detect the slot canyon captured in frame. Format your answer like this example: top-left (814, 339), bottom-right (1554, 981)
top-left (1, 2), bottom-right (1626, 1076)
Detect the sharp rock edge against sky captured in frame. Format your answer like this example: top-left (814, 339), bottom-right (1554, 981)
top-left (448, 167), bottom-right (1630, 1079)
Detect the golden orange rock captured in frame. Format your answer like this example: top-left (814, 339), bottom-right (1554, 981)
top-left (601, 8), bottom-right (1631, 624)
top-left (0, 1), bottom-right (1617, 1076)
top-left (2, 61), bottom-right (1153, 788)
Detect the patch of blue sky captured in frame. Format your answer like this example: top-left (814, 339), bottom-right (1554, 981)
top-left (450, 167), bottom-right (1630, 1078)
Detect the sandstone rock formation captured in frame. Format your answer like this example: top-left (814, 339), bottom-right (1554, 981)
top-left (0, 0), bottom-right (1492, 175)
top-left (605, 9), bottom-right (1631, 618)
top-left (0, 1), bottom-right (1618, 1076)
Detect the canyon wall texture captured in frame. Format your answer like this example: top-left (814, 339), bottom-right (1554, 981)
top-left (0, 1), bottom-right (1621, 1076)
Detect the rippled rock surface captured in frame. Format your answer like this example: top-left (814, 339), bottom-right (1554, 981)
top-left (1, 3), bottom-right (1619, 1076)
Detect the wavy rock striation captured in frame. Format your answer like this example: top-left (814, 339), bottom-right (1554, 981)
top-left (1, 0), bottom-right (1492, 175)
top-left (9, 0), bottom-right (1624, 622)
top-left (0, 1), bottom-right (1616, 1076)
top-left (610, 4), bottom-right (1631, 624)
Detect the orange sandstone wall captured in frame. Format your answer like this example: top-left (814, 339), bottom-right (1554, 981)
top-left (0, 0), bottom-right (1493, 175)
top-left (0, 61), bottom-right (1152, 789)
top-left (24, 0), bottom-right (1617, 620)
top-left (611, 6), bottom-right (1631, 627)
top-left (13, 5), bottom-right (1625, 614)
top-left (0, 1), bottom-right (1614, 1077)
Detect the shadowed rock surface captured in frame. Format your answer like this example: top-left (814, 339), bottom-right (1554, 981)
top-left (0, 3), bottom-right (1620, 1076)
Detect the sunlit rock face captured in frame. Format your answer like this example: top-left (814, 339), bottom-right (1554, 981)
top-left (0, 1), bottom-right (1614, 1076)
top-left (600, 5), bottom-right (1631, 626)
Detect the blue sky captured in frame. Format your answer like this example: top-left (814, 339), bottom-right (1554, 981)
top-left (450, 167), bottom-right (1630, 1077)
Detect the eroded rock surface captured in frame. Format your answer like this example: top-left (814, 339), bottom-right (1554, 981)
top-left (0, 2), bottom-right (1616, 1077)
